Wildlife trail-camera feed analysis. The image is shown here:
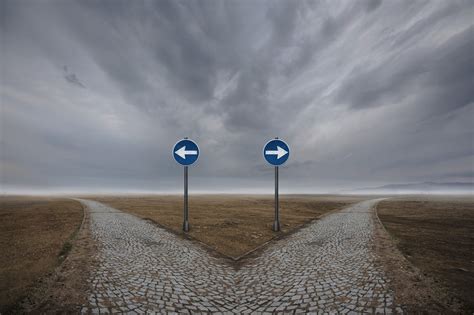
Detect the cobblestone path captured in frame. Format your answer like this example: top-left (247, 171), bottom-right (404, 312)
top-left (79, 199), bottom-right (403, 314)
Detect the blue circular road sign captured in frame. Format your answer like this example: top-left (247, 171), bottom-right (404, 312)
top-left (173, 139), bottom-right (200, 166)
top-left (263, 139), bottom-right (290, 166)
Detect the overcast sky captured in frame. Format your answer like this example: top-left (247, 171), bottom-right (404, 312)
top-left (1, 0), bottom-right (473, 194)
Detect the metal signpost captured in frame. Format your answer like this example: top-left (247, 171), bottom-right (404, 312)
top-left (173, 138), bottom-right (199, 232)
top-left (263, 138), bottom-right (290, 232)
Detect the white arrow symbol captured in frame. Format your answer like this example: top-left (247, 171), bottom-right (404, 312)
top-left (265, 146), bottom-right (288, 159)
top-left (175, 146), bottom-right (198, 159)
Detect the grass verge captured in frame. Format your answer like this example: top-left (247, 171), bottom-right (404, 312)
top-left (377, 195), bottom-right (474, 312)
top-left (0, 197), bottom-right (84, 313)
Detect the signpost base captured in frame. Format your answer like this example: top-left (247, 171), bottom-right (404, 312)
top-left (183, 220), bottom-right (190, 232)
top-left (272, 220), bottom-right (280, 232)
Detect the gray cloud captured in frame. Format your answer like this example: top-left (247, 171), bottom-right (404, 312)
top-left (336, 25), bottom-right (474, 113)
top-left (63, 65), bottom-right (85, 88)
top-left (1, 0), bottom-right (473, 193)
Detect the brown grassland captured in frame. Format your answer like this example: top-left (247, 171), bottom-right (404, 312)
top-left (0, 197), bottom-right (84, 313)
top-left (377, 196), bottom-right (474, 312)
top-left (90, 194), bottom-right (367, 258)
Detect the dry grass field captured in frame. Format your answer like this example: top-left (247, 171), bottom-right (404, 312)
top-left (0, 197), bottom-right (84, 313)
top-left (377, 196), bottom-right (474, 312)
top-left (91, 194), bottom-right (367, 258)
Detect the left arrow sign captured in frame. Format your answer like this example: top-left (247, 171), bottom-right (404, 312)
top-left (175, 146), bottom-right (198, 159)
top-left (173, 139), bottom-right (200, 166)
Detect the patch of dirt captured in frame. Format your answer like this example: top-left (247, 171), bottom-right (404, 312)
top-left (373, 197), bottom-right (474, 313)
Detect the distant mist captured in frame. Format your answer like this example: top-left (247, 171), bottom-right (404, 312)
top-left (348, 182), bottom-right (474, 195)
top-left (2, 181), bottom-right (472, 196)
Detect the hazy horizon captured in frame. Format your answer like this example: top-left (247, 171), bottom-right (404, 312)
top-left (2, 181), bottom-right (473, 196)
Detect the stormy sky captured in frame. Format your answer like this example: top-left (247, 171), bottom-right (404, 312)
top-left (1, 0), bottom-right (473, 194)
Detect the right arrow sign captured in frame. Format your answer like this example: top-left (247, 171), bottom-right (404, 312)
top-left (263, 139), bottom-right (290, 166)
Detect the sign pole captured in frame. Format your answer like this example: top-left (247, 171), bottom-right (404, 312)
top-left (173, 136), bottom-right (198, 232)
top-left (263, 136), bottom-right (289, 231)
top-left (183, 165), bottom-right (189, 232)
top-left (273, 165), bottom-right (280, 231)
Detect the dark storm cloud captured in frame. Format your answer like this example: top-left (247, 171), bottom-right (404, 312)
top-left (1, 0), bottom-right (473, 193)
